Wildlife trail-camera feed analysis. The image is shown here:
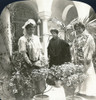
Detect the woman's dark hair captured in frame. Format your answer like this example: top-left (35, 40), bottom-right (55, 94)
top-left (74, 22), bottom-right (85, 31)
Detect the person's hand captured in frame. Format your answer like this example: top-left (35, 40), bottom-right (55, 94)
top-left (85, 57), bottom-right (91, 65)
top-left (28, 61), bottom-right (33, 67)
top-left (86, 59), bottom-right (91, 65)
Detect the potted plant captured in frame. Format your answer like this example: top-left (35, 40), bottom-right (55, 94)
top-left (31, 68), bottom-right (49, 100)
top-left (46, 62), bottom-right (87, 100)
top-left (8, 51), bottom-right (49, 100)
top-left (8, 51), bottom-right (35, 100)
top-left (9, 52), bottom-right (86, 100)
top-left (60, 63), bottom-right (87, 100)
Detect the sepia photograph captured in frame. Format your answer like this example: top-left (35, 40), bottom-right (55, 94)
top-left (0, 0), bottom-right (96, 100)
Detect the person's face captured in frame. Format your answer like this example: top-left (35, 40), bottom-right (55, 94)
top-left (51, 31), bottom-right (58, 39)
top-left (26, 26), bottom-right (35, 36)
top-left (75, 26), bottom-right (84, 35)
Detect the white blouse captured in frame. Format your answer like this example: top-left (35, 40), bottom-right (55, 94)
top-left (18, 34), bottom-right (42, 61)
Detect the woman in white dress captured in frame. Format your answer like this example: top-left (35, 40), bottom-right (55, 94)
top-left (71, 22), bottom-right (96, 97)
top-left (18, 19), bottom-right (45, 98)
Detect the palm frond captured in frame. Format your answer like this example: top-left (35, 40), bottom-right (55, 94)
top-left (86, 18), bottom-right (96, 35)
top-left (83, 17), bottom-right (89, 26)
top-left (49, 17), bottom-right (65, 30)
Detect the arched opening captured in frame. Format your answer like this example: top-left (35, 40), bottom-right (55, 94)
top-left (10, 1), bottom-right (38, 52)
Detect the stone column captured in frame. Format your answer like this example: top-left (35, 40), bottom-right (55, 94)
top-left (37, 19), bottom-right (41, 37)
top-left (0, 7), bottom-right (12, 70)
top-left (39, 12), bottom-right (51, 59)
top-left (0, 7), bottom-right (15, 100)
top-left (1, 7), bottom-right (12, 57)
top-left (36, 0), bottom-right (53, 59)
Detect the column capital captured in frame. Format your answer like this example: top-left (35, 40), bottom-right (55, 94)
top-left (38, 11), bottom-right (51, 20)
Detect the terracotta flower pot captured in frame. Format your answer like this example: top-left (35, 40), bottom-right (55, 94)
top-left (33, 94), bottom-right (49, 100)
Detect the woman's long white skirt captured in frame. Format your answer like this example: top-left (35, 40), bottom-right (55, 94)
top-left (75, 61), bottom-right (96, 96)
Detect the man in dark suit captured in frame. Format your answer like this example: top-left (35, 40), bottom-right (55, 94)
top-left (48, 28), bottom-right (71, 68)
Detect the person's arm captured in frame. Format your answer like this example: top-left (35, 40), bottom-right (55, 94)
top-left (18, 37), bottom-right (32, 66)
top-left (22, 51), bottom-right (33, 66)
top-left (85, 36), bottom-right (95, 65)
top-left (67, 43), bottom-right (71, 62)
top-left (47, 41), bottom-right (51, 59)
top-left (63, 40), bottom-right (71, 62)
top-left (37, 37), bottom-right (44, 60)
top-left (71, 40), bottom-right (75, 63)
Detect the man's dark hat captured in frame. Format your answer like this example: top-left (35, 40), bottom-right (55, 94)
top-left (50, 28), bottom-right (59, 34)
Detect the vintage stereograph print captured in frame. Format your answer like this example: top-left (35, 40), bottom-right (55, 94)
top-left (0, 0), bottom-right (96, 100)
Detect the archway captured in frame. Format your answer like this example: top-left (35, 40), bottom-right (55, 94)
top-left (10, 1), bottom-right (38, 51)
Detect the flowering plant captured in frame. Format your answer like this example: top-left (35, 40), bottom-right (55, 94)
top-left (47, 62), bottom-right (87, 89)
top-left (8, 52), bottom-right (33, 98)
top-left (8, 51), bottom-right (49, 98)
top-left (65, 63), bottom-right (87, 89)
top-left (31, 68), bottom-right (49, 81)
top-left (9, 52), bottom-right (86, 99)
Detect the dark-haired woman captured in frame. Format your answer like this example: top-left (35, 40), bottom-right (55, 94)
top-left (71, 22), bottom-right (96, 97)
